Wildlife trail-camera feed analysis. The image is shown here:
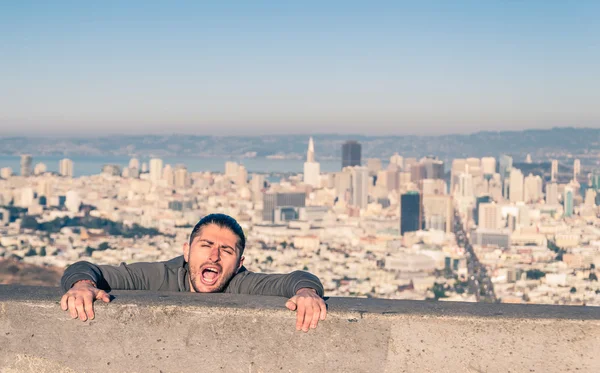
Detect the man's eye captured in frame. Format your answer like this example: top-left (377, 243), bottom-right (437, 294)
top-left (224, 250), bottom-right (234, 255)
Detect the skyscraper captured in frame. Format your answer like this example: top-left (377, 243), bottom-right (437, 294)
top-left (523, 174), bottom-right (543, 203)
top-left (509, 168), bottom-right (524, 203)
top-left (478, 203), bottom-right (502, 230)
top-left (481, 157), bottom-right (497, 176)
top-left (551, 160), bottom-right (558, 182)
top-left (303, 137), bottom-right (321, 187)
top-left (499, 155), bottom-right (513, 197)
top-left (342, 141), bottom-right (361, 169)
top-left (59, 158), bottom-right (74, 177)
top-left (573, 159), bottom-right (581, 180)
top-left (400, 191), bottom-right (421, 235)
top-left (174, 165), bottom-right (191, 188)
top-left (564, 187), bottom-right (574, 217)
top-left (546, 182), bottom-right (559, 205)
top-left (350, 166), bottom-right (369, 209)
top-left (149, 158), bottom-right (163, 183)
top-left (422, 194), bottom-right (453, 233)
top-left (20, 154), bottom-right (32, 177)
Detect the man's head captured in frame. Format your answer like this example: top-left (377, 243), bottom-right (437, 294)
top-left (183, 214), bottom-right (245, 293)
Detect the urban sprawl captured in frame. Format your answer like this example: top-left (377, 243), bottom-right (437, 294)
top-left (1, 138), bottom-right (599, 306)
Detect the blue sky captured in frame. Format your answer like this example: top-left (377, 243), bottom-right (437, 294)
top-left (0, 1), bottom-right (599, 136)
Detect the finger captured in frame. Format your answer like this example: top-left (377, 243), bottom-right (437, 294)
top-left (296, 301), bottom-right (305, 331)
top-left (60, 294), bottom-right (69, 311)
top-left (302, 301), bottom-right (314, 332)
top-left (83, 294), bottom-right (95, 320)
top-left (67, 296), bottom-right (78, 319)
top-left (319, 299), bottom-right (327, 321)
top-left (310, 303), bottom-right (321, 329)
top-left (75, 298), bottom-right (87, 321)
top-left (285, 297), bottom-right (297, 311)
top-left (96, 290), bottom-right (111, 303)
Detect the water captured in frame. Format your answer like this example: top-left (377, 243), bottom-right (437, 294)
top-left (0, 155), bottom-right (346, 177)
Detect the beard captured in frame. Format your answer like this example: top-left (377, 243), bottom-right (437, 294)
top-left (188, 260), bottom-right (237, 293)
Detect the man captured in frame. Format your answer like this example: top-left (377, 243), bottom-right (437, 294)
top-left (60, 213), bottom-right (326, 332)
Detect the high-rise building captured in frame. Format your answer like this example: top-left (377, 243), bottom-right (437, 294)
top-left (250, 174), bottom-right (266, 200)
top-left (236, 165), bottom-right (248, 186)
top-left (421, 157), bottom-right (444, 180)
top-left (20, 154), bottom-right (32, 177)
top-left (478, 203), bottom-right (502, 230)
top-left (59, 158), bottom-right (74, 177)
top-left (564, 187), bottom-right (574, 217)
top-left (162, 164), bottom-right (174, 186)
top-left (525, 154), bottom-right (532, 164)
top-left (0, 167), bottom-right (12, 179)
top-left (400, 191), bottom-right (421, 235)
top-left (335, 169), bottom-right (353, 202)
top-left (366, 158), bottom-right (382, 177)
top-left (422, 194), bottom-right (453, 233)
top-left (422, 179), bottom-right (446, 195)
top-left (174, 165), bottom-right (191, 188)
top-left (591, 174), bottom-right (600, 192)
top-left (573, 159), bottom-right (581, 180)
top-left (149, 158), bottom-right (163, 183)
top-left (523, 174), bottom-right (543, 203)
top-left (342, 141), bottom-right (361, 169)
top-left (390, 153), bottom-right (404, 170)
top-left (499, 155), bottom-right (513, 197)
top-left (262, 192), bottom-right (306, 222)
top-left (509, 168), bottom-right (524, 203)
top-left (350, 166), bottom-right (369, 209)
top-left (303, 137), bottom-right (321, 187)
top-left (457, 173), bottom-right (474, 198)
top-left (65, 190), bottom-right (81, 213)
top-left (33, 163), bottom-right (47, 175)
top-left (546, 182), bottom-right (559, 205)
top-left (129, 158), bottom-right (140, 170)
top-left (585, 189), bottom-right (597, 207)
top-left (225, 161), bottom-right (239, 179)
top-left (450, 158), bottom-right (467, 194)
top-left (551, 160), bottom-right (558, 182)
top-left (481, 157), bottom-right (497, 176)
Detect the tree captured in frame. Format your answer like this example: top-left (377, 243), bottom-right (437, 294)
top-left (526, 269), bottom-right (546, 280)
top-left (24, 248), bottom-right (36, 257)
top-left (570, 287), bottom-right (577, 294)
top-left (589, 273), bottom-right (598, 282)
top-left (39, 247), bottom-right (46, 257)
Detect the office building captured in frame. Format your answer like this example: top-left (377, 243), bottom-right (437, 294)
top-left (564, 187), bottom-right (574, 217)
top-left (573, 159), bottom-right (581, 180)
top-left (342, 141), bottom-right (361, 169)
top-left (422, 194), bottom-right (453, 233)
top-left (509, 168), bottom-right (524, 203)
top-left (551, 160), bottom-right (558, 182)
top-left (481, 157), bottom-right (496, 176)
top-left (149, 158), bottom-right (163, 183)
top-left (20, 154), bottom-right (32, 177)
top-left (546, 183), bottom-right (559, 205)
top-left (523, 174), bottom-right (543, 203)
top-left (478, 203), bottom-right (502, 230)
top-left (59, 158), bottom-right (74, 177)
top-left (400, 191), bottom-right (421, 235)
top-left (262, 192), bottom-right (306, 222)
top-left (303, 137), bottom-right (321, 187)
top-left (351, 166), bottom-right (369, 209)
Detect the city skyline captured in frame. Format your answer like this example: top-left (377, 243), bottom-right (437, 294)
top-left (1, 1), bottom-right (599, 136)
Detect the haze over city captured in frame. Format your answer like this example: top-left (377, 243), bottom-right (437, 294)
top-left (1, 1), bottom-right (599, 136)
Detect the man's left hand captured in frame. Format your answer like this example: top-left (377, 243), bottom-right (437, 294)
top-left (285, 288), bottom-right (327, 332)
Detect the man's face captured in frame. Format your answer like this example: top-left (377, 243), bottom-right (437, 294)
top-left (183, 224), bottom-right (244, 293)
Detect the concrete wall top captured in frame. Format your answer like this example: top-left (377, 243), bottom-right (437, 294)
top-left (1, 285), bottom-right (599, 373)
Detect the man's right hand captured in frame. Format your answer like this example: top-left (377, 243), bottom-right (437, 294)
top-left (60, 280), bottom-right (111, 321)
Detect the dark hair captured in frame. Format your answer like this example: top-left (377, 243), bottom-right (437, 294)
top-left (189, 214), bottom-right (246, 256)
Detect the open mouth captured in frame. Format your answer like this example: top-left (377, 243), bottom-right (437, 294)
top-left (200, 266), bottom-right (221, 286)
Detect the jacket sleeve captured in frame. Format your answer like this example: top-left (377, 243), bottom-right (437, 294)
top-left (60, 260), bottom-right (167, 292)
top-left (226, 270), bottom-right (324, 298)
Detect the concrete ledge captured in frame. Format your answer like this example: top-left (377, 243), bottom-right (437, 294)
top-left (1, 285), bottom-right (599, 373)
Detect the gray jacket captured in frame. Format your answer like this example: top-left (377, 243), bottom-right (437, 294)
top-left (61, 255), bottom-right (324, 298)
